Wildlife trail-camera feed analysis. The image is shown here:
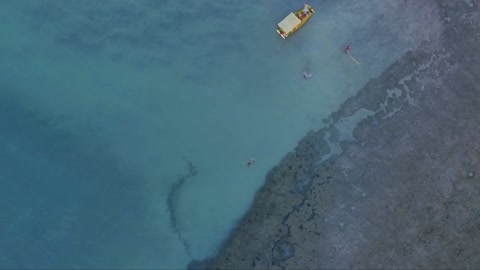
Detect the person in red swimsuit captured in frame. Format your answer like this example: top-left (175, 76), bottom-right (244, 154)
top-left (345, 45), bottom-right (351, 54)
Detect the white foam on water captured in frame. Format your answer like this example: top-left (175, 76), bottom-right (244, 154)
top-left (0, 0), bottom-right (442, 268)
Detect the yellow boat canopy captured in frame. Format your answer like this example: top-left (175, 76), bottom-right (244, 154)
top-left (278, 12), bottom-right (301, 33)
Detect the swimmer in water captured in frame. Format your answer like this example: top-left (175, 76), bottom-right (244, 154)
top-left (345, 45), bottom-right (351, 54)
top-left (303, 71), bottom-right (313, 79)
top-left (344, 44), bottom-right (360, 65)
top-left (247, 158), bottom-right (255, 167)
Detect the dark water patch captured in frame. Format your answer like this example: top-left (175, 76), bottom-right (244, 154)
top-left (0, 87), bottom-right (154, 268)
top-left (16, 0), bottom-right (249, 70)
top-left (57, 31), bottom-right (106, 53)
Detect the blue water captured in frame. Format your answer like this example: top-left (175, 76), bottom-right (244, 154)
top-left (0, 0), bottom-right (440, 268)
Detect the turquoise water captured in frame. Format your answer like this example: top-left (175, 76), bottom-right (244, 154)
top-left (0, 0), bottom-right (438, 268)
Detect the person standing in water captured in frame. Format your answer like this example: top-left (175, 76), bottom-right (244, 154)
top-left (247, 158), bottom-right (255, 168)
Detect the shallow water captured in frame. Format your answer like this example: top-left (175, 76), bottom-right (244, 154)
top-left (0, 0), bottom-right (440, 268)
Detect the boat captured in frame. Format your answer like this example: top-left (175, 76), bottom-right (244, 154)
top-left (276, 3), bottom-right (315, 39)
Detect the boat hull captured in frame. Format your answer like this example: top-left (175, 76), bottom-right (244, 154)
top-left (276, 5), bottom-right (315, 39)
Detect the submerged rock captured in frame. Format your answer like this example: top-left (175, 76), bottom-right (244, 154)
top-left (207, 1), bottom-right (480, 269)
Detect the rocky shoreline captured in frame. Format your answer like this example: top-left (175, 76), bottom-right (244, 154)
top-left (190, 0), bottom-right (480, 268)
